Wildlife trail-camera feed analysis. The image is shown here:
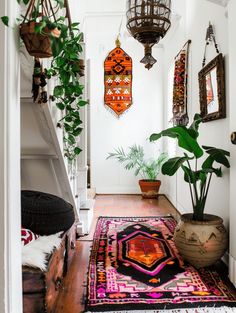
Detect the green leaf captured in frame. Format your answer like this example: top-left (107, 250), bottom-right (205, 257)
top-left (162, 156), bottom-right (192, 176)
top-left (74, 147), bottom-right (82, 155)
top-left (1, 16), bottom-right (9, 27)
top-left (54, 86), bottom-right (64, 97)
top-left (71, 22), bottom-right (80, 27)
top-left (64, 123), bottom-right (72, 132)
top-left (55, 0), bottom-right (64, 8)
top-left (73, 118), bottom-right (83, 126)
top-left (56, 102), bottom-right (65, 110)
top-left (68, 134), bottom-right (76, 145)
top-left (150, 127), bottom-right (203, 159)
top-left (73, 127), bottom-right (83, 136)
top-left (34, 21), bottom-right (46, 33)
top-left (188, 113), bottom-right (202, 139)
top-left (78, 100), bottom-right (87, 107)
top-left (181, 165), bottom-right (198, 183)
top-left (202, 146), bottom-right (230, 168)
top-left (65, 116), bottom-right (73, 122)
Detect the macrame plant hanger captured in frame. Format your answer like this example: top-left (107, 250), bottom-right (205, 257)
top-left (20, 0), bottom-right (59, 59)
top-left (202, 22), bottom-right (220, 68)
top-left (104, 19), bottom-right (133, 117)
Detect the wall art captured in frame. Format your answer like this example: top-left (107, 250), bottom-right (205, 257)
top-left (104, 39), bottom-right (132, 117)
top-left (199, 23), bottom-right (226, 122)
top-left (172, 40), bottom-right (191, 126)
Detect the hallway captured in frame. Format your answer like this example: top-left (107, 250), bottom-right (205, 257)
top-left (54, 195), bottom-right (179, 313)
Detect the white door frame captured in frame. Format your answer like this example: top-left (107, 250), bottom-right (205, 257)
top-left (228, 0), bottom-right (236, 287)
top-left (0, 0), bottom-right (22, 312)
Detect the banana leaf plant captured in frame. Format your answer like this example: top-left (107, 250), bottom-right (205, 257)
top-left (150, 114), bottom-right (230, 221)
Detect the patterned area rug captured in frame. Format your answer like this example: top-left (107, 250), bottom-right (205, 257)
top-left (85, 216), bottom-right (236, 312)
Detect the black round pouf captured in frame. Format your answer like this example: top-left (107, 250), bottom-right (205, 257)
top-left (21, 190), bottom-right (75, 235)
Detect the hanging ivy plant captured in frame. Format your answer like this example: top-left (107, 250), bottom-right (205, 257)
top-left (45, 23), bottom-right (88, 161)
top-left (1, 0), bottom-right (88, 161)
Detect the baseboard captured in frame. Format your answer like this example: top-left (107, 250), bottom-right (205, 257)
top-left (229, 254), bottom-right (236, 287)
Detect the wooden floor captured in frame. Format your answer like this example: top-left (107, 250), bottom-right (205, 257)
top-left (54, 194), bottom-right (179, 313)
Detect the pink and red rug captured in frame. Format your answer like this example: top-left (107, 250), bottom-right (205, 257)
top-left (86, 216), bottom-right (236, 312)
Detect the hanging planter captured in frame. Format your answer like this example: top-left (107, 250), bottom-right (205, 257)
top-left (19, 0), bottom-right (61, 58)
top-left (1, 0), bottom-right (88, 161)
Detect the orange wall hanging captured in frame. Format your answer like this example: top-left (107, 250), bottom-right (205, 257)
top-left (104, 39), bottom-right (132, 116)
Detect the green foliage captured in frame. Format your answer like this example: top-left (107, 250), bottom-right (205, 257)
top-left (1, 16), bottom-right (9, 26)
top-left (149, 114), bottom-right (230, 221)
top-left (107, 144), bottom-right (168, 181)
top-left (1, 0), bottom-right (87, 161)
top-left (46, 22), bottom-right (87, 161)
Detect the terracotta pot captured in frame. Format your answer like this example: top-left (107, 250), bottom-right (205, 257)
top-left (20, 22), bottom-right (61, 58)
top-left (174, 213), bottom-right (228, 268)
top-left (138, 179), bottom-right (161, 199)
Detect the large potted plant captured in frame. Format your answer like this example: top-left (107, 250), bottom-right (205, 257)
top-left (150, 114), bottom-right (230, 268)
top-left (107, 144), bottom-right (168, 198)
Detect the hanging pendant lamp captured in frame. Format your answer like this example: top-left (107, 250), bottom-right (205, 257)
top-left (126, 0), bottom-right (171, 69)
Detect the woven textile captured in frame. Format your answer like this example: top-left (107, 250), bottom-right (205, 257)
top-left (172, 41), bottom-right (191, 126)
top-left (86, 216), bottom-right (236, 312)
top-left (104, 44), bottom-right (132, 116)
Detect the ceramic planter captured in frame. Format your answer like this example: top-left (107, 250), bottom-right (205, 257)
top-left (138, 179), bottom-right (161, 199)
top-left (174, 213), bottom-right (228, 268)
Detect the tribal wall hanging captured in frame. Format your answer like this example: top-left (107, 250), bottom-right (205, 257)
top-left (104, 38), bottom-right (133, 117)
top-left (172, 40), bottom-right (191, 126)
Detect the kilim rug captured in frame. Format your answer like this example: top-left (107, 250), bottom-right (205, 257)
top-left (85, 216), bottom-right (236, 313)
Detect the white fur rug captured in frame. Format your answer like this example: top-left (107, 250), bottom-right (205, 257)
top-left (22, 232), bottom-right (62, 271)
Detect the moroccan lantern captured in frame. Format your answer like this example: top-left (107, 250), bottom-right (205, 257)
top-left (126, 0), bottom-right (171, 69)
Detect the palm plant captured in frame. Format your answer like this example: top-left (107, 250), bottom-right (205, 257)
top-left (150, 114), bottom-right (230, 221)
top-left (107, 144), bottom-right (168, 181)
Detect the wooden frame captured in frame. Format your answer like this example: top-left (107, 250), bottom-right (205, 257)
top-left (198, 53), bottom-right (226, 122)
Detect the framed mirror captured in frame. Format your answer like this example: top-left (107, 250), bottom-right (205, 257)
top-left (198, 53), bottom-right (226, 122)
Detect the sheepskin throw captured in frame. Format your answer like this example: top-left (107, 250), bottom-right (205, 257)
top-left (22, 232), bottom-right (62, 271)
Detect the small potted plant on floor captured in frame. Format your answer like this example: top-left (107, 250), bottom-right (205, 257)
top-left (107, 144), bottom-right (168, 198)
top-left (150, 113), bottom-right (230, 268)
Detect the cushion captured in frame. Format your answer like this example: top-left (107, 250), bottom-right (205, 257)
top-left (21, 228), bottom-right (39, 246)
top-left (21, 190), bottom-right (75, 235)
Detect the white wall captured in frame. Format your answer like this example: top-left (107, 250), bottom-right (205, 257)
top-left (163, 0), bottom-right (230, 225)
top-left (74, 1), bottom-right (165, 194)
top-left (0, 0), bottom-right (22, 312)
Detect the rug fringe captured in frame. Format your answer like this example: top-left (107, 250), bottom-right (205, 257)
top-left (85, 307), bottom-right (236, 313)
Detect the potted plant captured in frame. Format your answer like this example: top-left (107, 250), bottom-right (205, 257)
top-left (2, 0), bottom-right (87, 161)
top-left (1, 0), bottom-right (67, 58)
top-left (150, 114), bottom-right (230, 268)
top-left (107, 144), bottom-right (168, 198)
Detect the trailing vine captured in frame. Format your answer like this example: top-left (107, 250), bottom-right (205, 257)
top-left (1, 0), bottom-right (88, 161)
top-left (45, 23), bottom-right (87, 161)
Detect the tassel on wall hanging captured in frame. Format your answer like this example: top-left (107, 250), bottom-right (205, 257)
top-left (104, 38), bottom-right (133, 117)
top-left (172, 40), bottom-right (191, 126)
